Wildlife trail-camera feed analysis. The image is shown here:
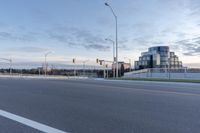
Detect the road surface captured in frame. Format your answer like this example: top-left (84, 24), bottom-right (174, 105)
top-left (0, 78), bottom-right (200, 133)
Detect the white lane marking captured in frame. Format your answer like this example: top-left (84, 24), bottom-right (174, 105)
top-left (0, 109), bottom-right (68, 133)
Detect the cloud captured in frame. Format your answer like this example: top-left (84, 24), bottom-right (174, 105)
top-left (183, 46), bottom-right (200, 56)
top-left (10, 46), bottom-right (49, 53)
top-left (189, 0), bottom-right (200, 14)
top-left (0, 24), bottom-right (112, 52)
top-left (0, 32), bottom-right (13, 40)
top-left (48, 32), bottom-right (69, 43)
top-left (85, 44), bottom-right (110, 51)
top-left (174, 36), bottom-right (200, 56)
top-left (47, 25), bottom-right (111, 51)
top-left (0, 30), bottom-right (39, 42)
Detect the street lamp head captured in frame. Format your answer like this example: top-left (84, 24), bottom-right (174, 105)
top-left (105, 2), bottom-right (109, 6)
top-left (105, 38), bottom-right (115, 44)
top-left (45, 51), bottom-right (54, 56)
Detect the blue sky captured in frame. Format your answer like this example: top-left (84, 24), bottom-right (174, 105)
top-left (0, 0), bottom-right (200, 68)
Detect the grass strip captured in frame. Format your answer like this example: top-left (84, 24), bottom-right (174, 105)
top-left (117, 78), bottom-right (200, 83)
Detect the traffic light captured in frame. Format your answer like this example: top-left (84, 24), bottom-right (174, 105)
top-left (106, 64), bottom-right (108, 68)
top-left (96, 58), bottom-right (99, 63)
top-left (100, 60), bottom-right (103, 65)
top-left (114, 57), bottom-right (117, 62)
top-left (72, 58), bottom-right (76, 63)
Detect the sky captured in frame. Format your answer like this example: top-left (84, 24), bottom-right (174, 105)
top-left (0, 0), bottom-right (200, 68)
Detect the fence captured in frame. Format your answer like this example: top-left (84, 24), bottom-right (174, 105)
top-left (124, 68), bottom-right (200, 80)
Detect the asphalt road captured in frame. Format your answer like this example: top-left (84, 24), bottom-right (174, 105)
top-left (0, 78), bottom-right (200, 133)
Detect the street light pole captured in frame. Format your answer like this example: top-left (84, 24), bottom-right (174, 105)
top-left (82, 60), bottom-right (89, 77)
top-left (0, 58), bottom-right (12, 75)
top-left (105, 38), bottom-right (115, 78)
top-left (9, 58), bottom-right (12, 75)
top-left (44, 52), bottom-right (52, 77)
top-left (105, 38), bottom-right (115, 63)
top-left (73, 58), bottom-right (76, 77)
top-left (105, 2), bottom-right (119, 78)
top-left (103, 61), bottom-right (106, 79)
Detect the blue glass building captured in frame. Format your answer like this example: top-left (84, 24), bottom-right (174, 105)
top-left (135, 46), bottom-right (182, 70)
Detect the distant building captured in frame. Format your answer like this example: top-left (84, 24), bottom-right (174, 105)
top-left (111, 62), bottom-right (131, 77)
top-left (135, 46), bottom-right (183, 70)
top-left (112, 62), bottom-right (131, 71)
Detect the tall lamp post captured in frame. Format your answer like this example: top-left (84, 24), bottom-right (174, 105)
top-left (105, 38), bottom-right (115, 77)
top-left (44, 51), bottom-right (52, 77)
top-left (105, 2), bottom-right (119, 78)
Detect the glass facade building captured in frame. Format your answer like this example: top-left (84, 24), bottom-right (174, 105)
top-left (135, 46), bottom-right (183, 70)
